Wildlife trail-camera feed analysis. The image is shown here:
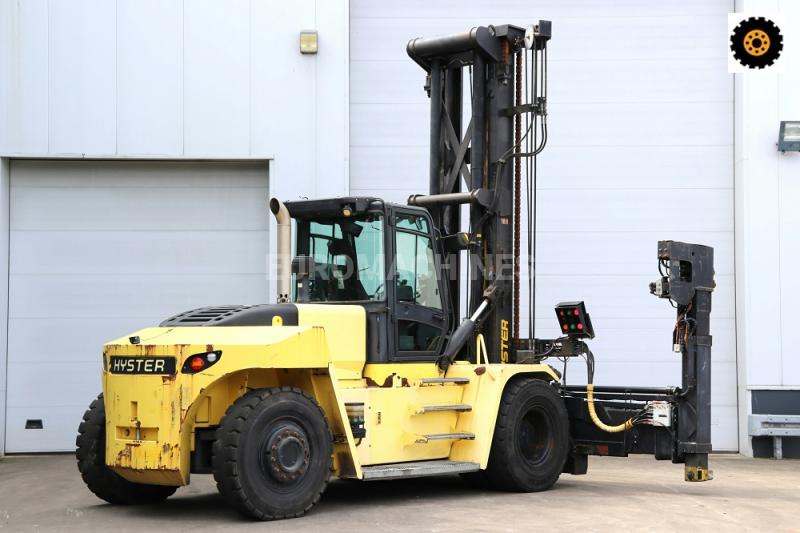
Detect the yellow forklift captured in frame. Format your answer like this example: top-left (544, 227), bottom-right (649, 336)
top-left (76, 22), bottom-right (715, 520)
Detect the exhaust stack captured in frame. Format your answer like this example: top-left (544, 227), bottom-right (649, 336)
top-left (269, 198), bottom-right (292, 303)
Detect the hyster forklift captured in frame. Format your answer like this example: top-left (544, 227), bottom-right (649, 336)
top-left (76, 22), bottom-right (715, 520)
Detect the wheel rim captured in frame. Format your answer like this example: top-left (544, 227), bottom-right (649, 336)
top-left (518, 406), bottom-right (554, 467)
top-left (258, 420), bottom-right (311, 486)
top-left (743, 29), bottom-right (770, 56)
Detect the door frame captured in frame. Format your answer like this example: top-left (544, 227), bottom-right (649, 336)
top-left (387, 205), bottom-right (450, 362)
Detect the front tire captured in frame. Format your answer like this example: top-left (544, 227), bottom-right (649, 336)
top-left (485, 379), bottom-right (569, 492)
top-left (76, 394), bottom-right (177, 504)
top-left (212, 387), bottom-right (333, 520)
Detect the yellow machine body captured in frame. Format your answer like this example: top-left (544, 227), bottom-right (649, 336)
top-left (102, 303), bottom-right (559, 486)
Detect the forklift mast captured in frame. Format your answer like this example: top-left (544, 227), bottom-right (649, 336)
top-left (407, 24), bottom-right (549, 363)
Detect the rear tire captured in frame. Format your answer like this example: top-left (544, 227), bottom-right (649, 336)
top-left (76, 394), bottom-right (177, 504)
top-left (485, 379), bottom-right (569, 492)
top-left (212, 387), bottom-right (332, 520)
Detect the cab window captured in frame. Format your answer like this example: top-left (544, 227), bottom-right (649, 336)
top-left (298, 216), bottom-right (385, 302)
top-left (395, 213), bottom-right (429, 233)
top-left (395, 226), bottom-right (442, 310)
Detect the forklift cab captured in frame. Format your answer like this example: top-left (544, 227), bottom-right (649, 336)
top-left (287, 197), bottom-right (451, 363)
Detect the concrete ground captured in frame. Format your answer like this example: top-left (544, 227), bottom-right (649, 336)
top-left (0, 454), bottom-right (796, 532)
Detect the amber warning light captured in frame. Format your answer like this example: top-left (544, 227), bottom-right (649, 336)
top-left (181, 350), bottom-right (222, 374)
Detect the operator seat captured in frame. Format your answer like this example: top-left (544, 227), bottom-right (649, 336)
top-left (327, 238), bottom-right (368, 300)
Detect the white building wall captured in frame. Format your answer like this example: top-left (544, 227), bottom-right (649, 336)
top-left (0, 0), bottom-right (349, 455)
top-left (0, 0), bottom-right (348, 194)
top-left (735, 0), bottom-right (800, 455)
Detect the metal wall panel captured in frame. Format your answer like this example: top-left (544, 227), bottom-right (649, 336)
top-left (0, 0), bottom-right (348, 191)
top-left (48, 0), bottom-right (117, 154)
top-left (183, 0), bottom-right (251, 155)
top-left (0, 159), bottom-right (8, 456)
top-left (116, 0), bottom-right (183, 154)
top-left (0, 0), bottom-right (49, 154)
top-left (778, 0), bottom-right (800, 386)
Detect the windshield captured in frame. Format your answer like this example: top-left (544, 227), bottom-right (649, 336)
top-left (296, 216), bottom-right (385, 302)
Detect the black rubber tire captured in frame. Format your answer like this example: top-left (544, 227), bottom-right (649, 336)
top-left (76, 394), bottom-right (178, 504)
top-left (212, 387), bottom-right (332, 520)
top-left (485, 379), bottom-right (569, 492)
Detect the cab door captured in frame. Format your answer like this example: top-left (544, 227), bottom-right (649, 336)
top-left (390, 209), bottom-right (448, 361)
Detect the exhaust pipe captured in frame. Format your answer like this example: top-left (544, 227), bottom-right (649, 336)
top-left (269, 198), bottom-right (292, 303)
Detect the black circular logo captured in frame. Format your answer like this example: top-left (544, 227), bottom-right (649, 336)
top-left (730, 16), bottom-right (783, 69)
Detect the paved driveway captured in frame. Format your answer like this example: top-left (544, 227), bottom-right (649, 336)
top-left (0, 454), bottom-right (796, 531)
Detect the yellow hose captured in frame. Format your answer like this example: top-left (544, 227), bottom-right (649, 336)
top-left (586, 384), bottom-right (634, 433)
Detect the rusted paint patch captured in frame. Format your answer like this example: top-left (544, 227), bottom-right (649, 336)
top-left (365, 374), bottom-right (409, 388)
top-left (179, 386), bottom-right (188, 423)
top-left (116, 446), bottom-right (133, 466)
top-left (159, 443), bottom-right (180, 466)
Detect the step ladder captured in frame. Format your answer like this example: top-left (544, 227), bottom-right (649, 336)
top-left (411, 375), bottom-right (474, 445)
top-left (415, 432), bottom-right (475, 444)
top-left (419, 377), bottom-right (470, 385)
top-left (414, 404), bottom-right (472, 414)
top-left (362, 460), bottom-right (480, 480)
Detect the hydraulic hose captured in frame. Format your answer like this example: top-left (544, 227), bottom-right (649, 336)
top-left (585, 384), bottom-right (634, 433)
top-left (582, 347), bottom-right (635, 433)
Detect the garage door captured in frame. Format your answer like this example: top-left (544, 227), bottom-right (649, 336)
top-left (350, 1), bottom-right (737, 449)
top-left (5, 160), bottom-right (269, 452)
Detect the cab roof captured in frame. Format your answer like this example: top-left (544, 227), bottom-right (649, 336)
top-left (283, 196), bottom-right (428, 220)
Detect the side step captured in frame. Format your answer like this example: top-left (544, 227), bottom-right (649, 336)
top-left (416, 432), bottom-right (475, 443)
top-left (415, 404), bottom-right (472, 414)
top-left (362, 460), bottom-right (480, 481)
top-left (420, 377), bottom-right (470, 385)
